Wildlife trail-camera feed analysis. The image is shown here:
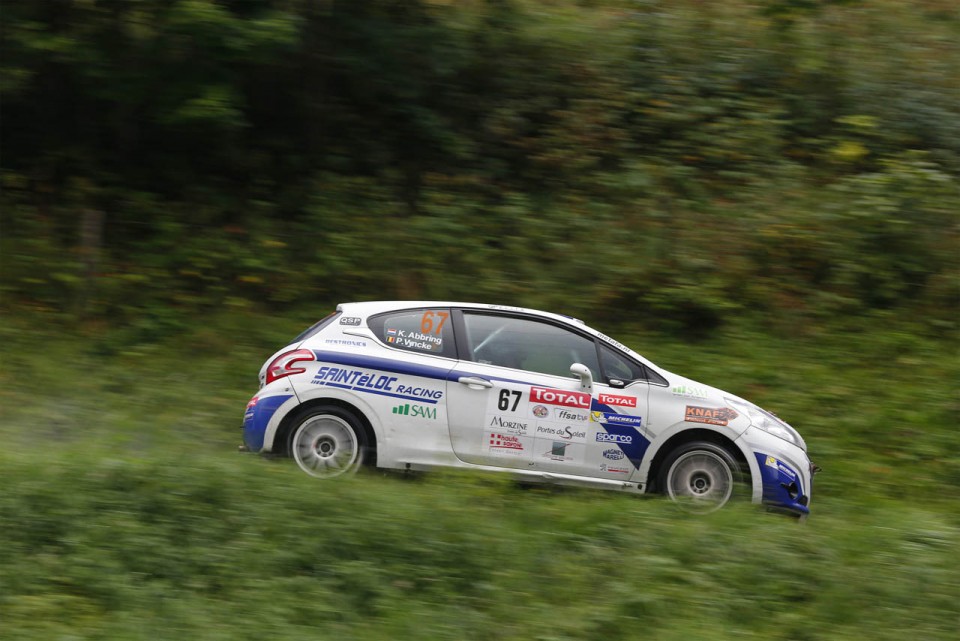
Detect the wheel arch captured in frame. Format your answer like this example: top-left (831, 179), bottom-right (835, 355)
top-left (274, 397), bottom-right (378, 466)
top-left (644, 428), bottom-right (752, 497)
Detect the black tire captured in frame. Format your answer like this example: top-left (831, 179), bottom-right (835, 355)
top-left (657, 440), bottom-right (746, 512)
top-left (287, 405), bottom-right (368, 479)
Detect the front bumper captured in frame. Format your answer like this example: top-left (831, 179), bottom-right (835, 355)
top-left (739, 427), bottom-right (814, 516)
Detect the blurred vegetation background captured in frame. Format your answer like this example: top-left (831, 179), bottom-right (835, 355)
top-left (1, 1), bottom-right (958, 639)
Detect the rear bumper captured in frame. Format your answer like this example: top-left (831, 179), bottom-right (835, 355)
top-left (243, 393), bottom-right (294, 451)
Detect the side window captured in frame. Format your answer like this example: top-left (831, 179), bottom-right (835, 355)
top-left (369, 308), bottom-right (456, 358)
top-left (599, 344), bottom-right (667, 386)
top-left (599, 344), bottom-right (646, 383)
top-left (463, 312), bottom-right (601, 379)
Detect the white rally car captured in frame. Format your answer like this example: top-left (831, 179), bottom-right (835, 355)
top-left (242, 302), bottom-right (815, 515)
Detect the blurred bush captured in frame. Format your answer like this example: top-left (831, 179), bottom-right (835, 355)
top-left (1, 0), bottom-right (957, 332)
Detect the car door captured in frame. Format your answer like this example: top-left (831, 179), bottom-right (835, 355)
top-left (588, 344), bottom-right (653, 479)
top-left (446, 310), bottom-right (646, 479)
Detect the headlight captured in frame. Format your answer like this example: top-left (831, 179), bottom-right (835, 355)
top-left (725, 397), bottom-right (806, 451)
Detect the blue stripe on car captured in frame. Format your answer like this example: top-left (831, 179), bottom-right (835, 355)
top-left (310, 350), bottom-right (533, 386)
top-left (591, 399), bottom-right (649, 469)
top-left (754, 453), bottom-right (809, 515)
top-left (244, 394), bottom-right (293, 451)
top-left (308, 350), bottom-right (652, 467)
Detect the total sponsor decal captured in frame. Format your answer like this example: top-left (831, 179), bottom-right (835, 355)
top-left (532, 404), bottom-right (549, 419)
top-left (392, 403), bottom-right (437, 419)
top-left (672, 385), bottom-right (709, 400)
top-left (600, 464), bottom-right (631, 475)
top-left (554, 408), bottom-right (589, 422)
top-left (530, 386), bottom-right (590, 409)
top-left (602, 448), bottom-right (625, 460)
top-left (685, 405), bottom-right (738, 426)
top-left (489, 433), bottom-right (525, 454)
top-left (490, 416), bottom-right (531, 435)
top-left (311, 366), bottom-right (444, 403)
top-left (591, 411), bottom-right (642, 427)
top-left (535, 424), bottom-right (587, 441)
top-left (597, 393), bottom-right (636, 408)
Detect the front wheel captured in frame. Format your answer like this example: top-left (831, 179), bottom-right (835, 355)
top-left (658, 441), bottom-right (745, 513)
top-left (289, 406), bottom-right (367, 478)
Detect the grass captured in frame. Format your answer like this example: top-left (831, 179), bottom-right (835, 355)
top-left (0, 310), bottom-right (958, 640)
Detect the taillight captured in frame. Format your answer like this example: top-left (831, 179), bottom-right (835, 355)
top-left (265, 349), bottom-right (316, 384)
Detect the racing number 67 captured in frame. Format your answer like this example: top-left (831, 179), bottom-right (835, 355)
top-left (420, 311), bottom-right (449, 335)
top-left (498, 389), bottom-right (522, 412)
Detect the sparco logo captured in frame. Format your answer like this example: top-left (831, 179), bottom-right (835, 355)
top-left (530, 386), bottom-right (590, 408)
top-left (596, 432), bottom-right (633, 444)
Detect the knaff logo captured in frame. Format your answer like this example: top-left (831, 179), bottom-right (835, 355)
top-left (530, 386), bottom-right (590, 408)
top-left (598, 393), bottom-right (636, 407)
top-left (392, 403), bottom-right (437, 419)
top-left (685, 406), bottom-right (738, 426)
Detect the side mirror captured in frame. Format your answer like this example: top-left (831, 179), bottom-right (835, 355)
top-left (569, 363), bottom-right (593, 394)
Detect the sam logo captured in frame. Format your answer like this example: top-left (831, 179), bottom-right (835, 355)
top-left (392, 404), bottom-right (437, 419)
top-left (685, 406), bottom-right (738, 426)
top-left (598, 393), bottom-right (636, 408)
top-left (672, 385), bottom-right (709, 400)
top-left (602, 448), bottom-right (625, 460)
top-left (530, 386), bottom-right (590, 409)
top-left (340, 316), bottom-right (362, 326)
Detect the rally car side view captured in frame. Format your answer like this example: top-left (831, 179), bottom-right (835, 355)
top-left (242, 301), bottom-right (815, 515)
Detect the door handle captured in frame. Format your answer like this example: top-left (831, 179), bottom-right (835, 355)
top-left (458, 376), bottom-right (493, 388)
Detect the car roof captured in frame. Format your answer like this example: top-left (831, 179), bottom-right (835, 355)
top-left (337, 301), bottom-right (584, 326)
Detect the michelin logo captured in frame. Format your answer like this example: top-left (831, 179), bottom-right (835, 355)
top-left (591, 411), bottom-right (642, 427)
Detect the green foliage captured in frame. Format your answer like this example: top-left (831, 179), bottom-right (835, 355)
top-left (0, 299), bottom-right (958, 639)
top-left (2, 0), bottom-right (958, 331)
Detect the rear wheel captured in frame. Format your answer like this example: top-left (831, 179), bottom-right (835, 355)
top-left (289, 406), bottom-right (367, 478)
top-left (658, 441), bottom-right (745, 513)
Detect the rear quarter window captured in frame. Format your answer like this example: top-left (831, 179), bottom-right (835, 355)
top-left (369, 308), bottom-right (457, 358)
top-left (292, 311), bottom-right (340, 343)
